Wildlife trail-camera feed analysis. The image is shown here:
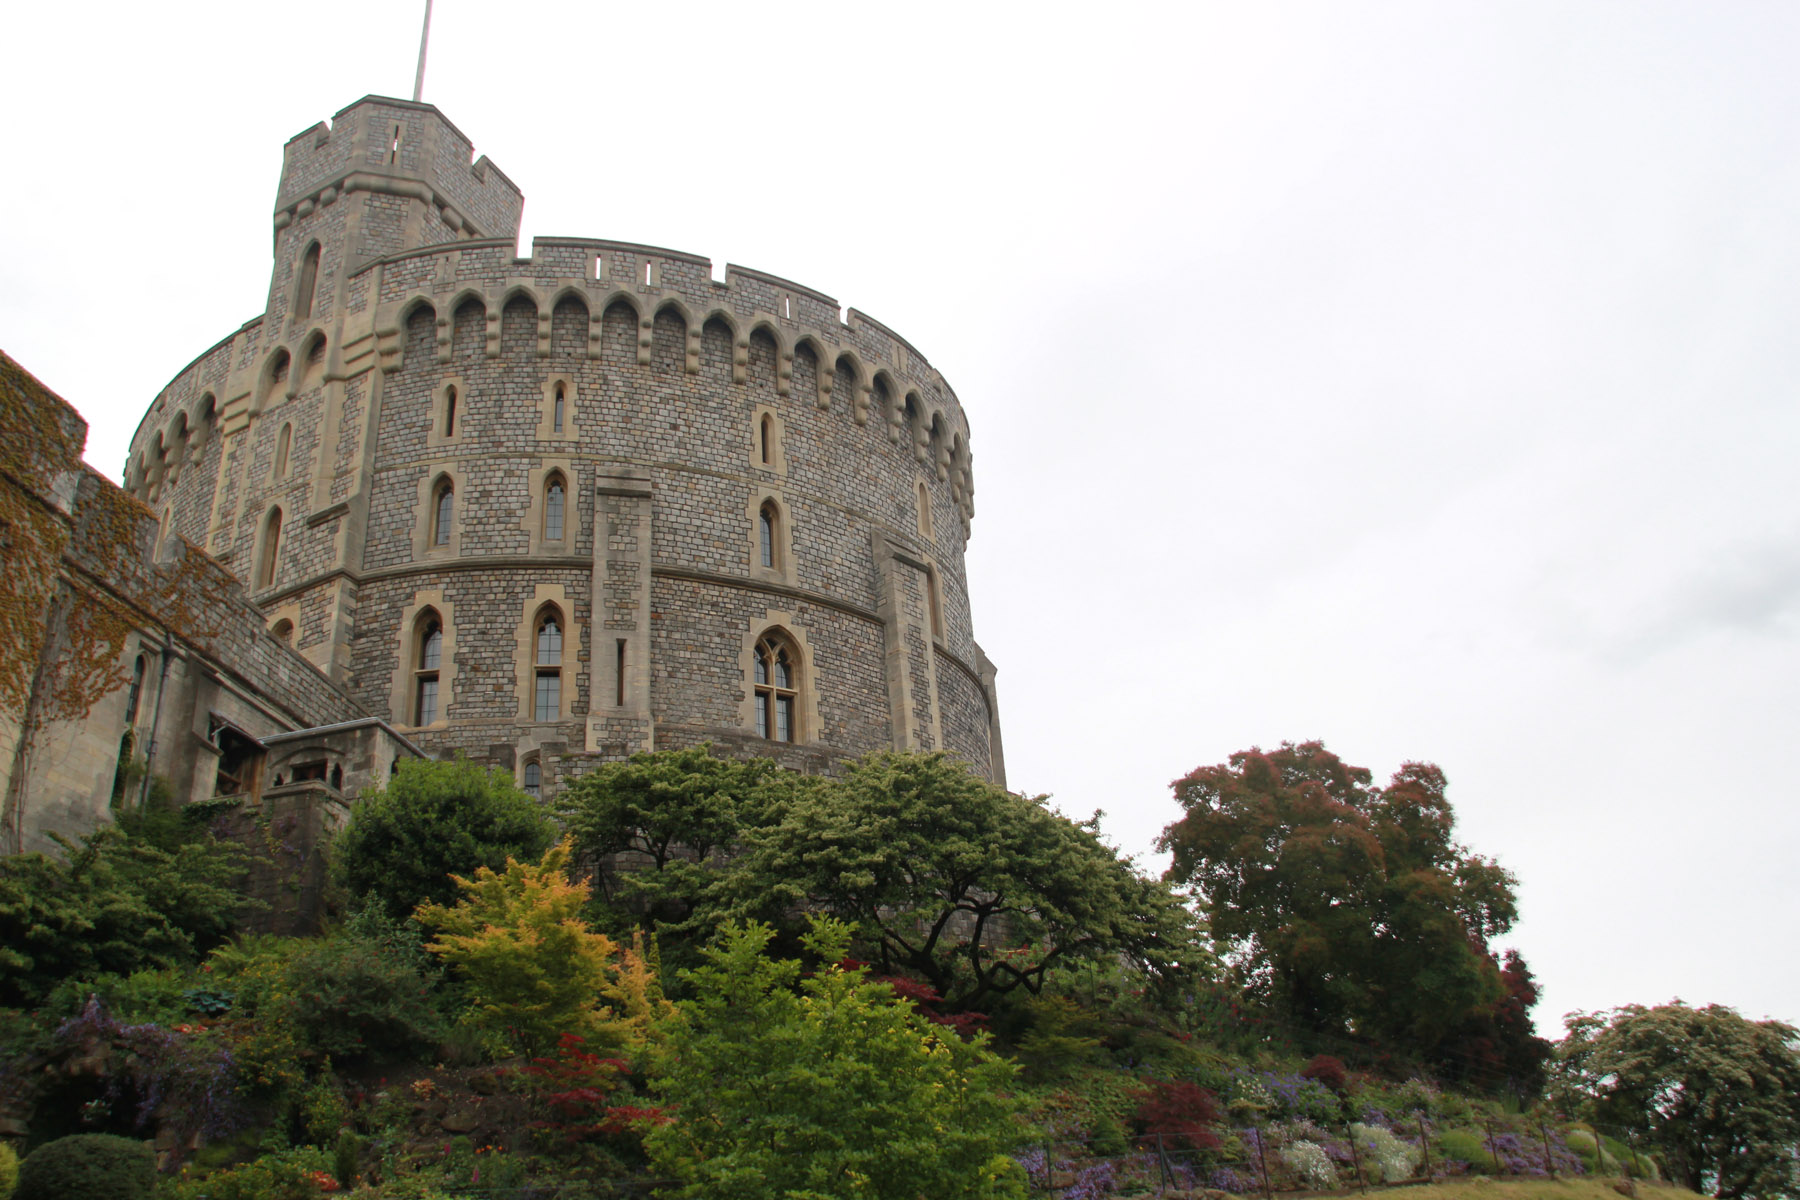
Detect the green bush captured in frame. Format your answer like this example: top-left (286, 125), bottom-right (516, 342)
top-left (279, 936), bottom-right (444, 1062)
top-left (15, 1134), bottom-right (154, 1200)
top-left (39, 967), bottom-right (194, 1025)
top-left (1435, 1128), bottom-right (1496, 1173)
top-left (0, 826), bottom-right (251, 1008)
top-left (0, 1141), bottom-right (17, 1200)
top-left (332, 755), bottom-right (555, 920)
top-left (157, 1146), bottom-right (334, 1200)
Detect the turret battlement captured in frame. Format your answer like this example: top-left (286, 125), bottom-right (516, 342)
top-left (272, 96), bottom-right (522, 271)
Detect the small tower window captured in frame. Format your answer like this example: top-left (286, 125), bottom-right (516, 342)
top-left (273, 424), bottom-right (292, 479)
top-left (433, 480), bottom-right (454, 547)
top-left (760, 414), bottom-right (773, 465)
top-left (534, 609), bottom-right (563, 722)
top-left (917, 480), bottom-right (932, 538)
top-left (553, 383), bottom-right (565, 432)
top-left (258, 507), bottom-right (282, 590)
top-left (544, 477), bottom-right (566, 542)
top-left (271, 618), bottom-right (295, 646)
top-left (758, 502), bottom-right (777, 569)
top-left (415, 615), bottom-right (443, 725)
top-left (753, 632), bottom-right (799, 743)
top-left (522, 760), bottom-right (541, 798)
top-left (443, 385), bottom-right (457, 437)
top-left (294, 242), bottom-right (321, 321)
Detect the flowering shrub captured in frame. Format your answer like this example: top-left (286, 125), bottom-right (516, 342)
top-left (1064, 1160), bottom-right (1115, 1200)
top-left (51, 996), bottom-right (241, 1144)
top-left (1483, 1129), bottom-right (1585, 1176)
top-left (1229, 1069), bottom-right (1342, 1124)
top-left (1351, 1122), bottom-right (1421, 1182)
top-left (1280, 1139), bottom-right (1339, 1189)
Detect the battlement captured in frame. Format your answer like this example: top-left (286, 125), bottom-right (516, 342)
top-left (274, 95), bottom-right (522, 245)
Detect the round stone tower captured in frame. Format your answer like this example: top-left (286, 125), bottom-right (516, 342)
top-left (123, 96), bottom-right (1002, 794)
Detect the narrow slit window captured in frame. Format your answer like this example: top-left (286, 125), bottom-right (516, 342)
top-left (433, 482), bottom-right (454, 547)
top-left (389, 125), bottom-right (401, 163)
top-left (415, 616), bottom-right (443, 725)
top-left (760, 414), bottom-right (772, 464)
top-left (553, 383), bottom-right (565, 432)
top-left (643, 261), bottom-right (653, 286)
top-left (259, 508), bottom-right (283, 589)
top-left (615, 639), bottom-right (627, 706)
top-left (444, 385), bottom-right (457, 437)
top-left (534, 611), bottom-right (563, 722)
top-left (274, 424), bottom-right (292, 479)
top-left (758, 504), bottom-right (775, 569)
top-left (295, 243), bottom-right (321, 321)
top-left (544, 478), bottom-right (566, 541)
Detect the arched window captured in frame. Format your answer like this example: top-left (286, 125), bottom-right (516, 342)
top-left (543, 476), bottom-right (566, 542)
top-left (273, 424), bottom-right (292, 479)
top-left (553, 383), bottom-right (566, 433)
top-left (522, 759), bottom-right (541, 798)
top-left (125, 654), bottom-right (147, 725)
top-left (534, 609), bottom-right (563, 721)
top-left (258, 507), bottom-right (282, 589)
top-left (432, 479), bottom-right (453, 547)
top-left (753, 631), bottom-right (798, 743)
top-left (917, 481), bottom-right (932, 538)
top-left (294, 242), bottom-right (321, 320)
top-left (443, 384), bottom-right (458, 438)
top-left (758, 501), bottom-right (778, 570)
top-left (760, 413), bottom-right (773, 465)
top-left (414, 614), bottom-right (443, 725)
top-left (271, 618), bottom-right (294, 646)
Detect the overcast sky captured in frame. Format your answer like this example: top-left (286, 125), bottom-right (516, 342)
top-left (3, 2), bottom-right (1795, 1037)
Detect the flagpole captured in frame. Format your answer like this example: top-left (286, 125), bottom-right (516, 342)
top-left (412, 0), bottom-right (433, 102)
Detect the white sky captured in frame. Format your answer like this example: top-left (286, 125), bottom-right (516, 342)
top-left (3, 2), bottom-right (1795, 1037)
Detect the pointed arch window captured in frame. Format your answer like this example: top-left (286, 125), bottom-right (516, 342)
top-left (553, 383), bottom-right (566, 433)
top-left (432, 479), bottom-right (454, 547)
top-left (534, 608), bottom-right (563, 722)
top-left (258, 507), bottom-right (282, 589)
top-left (274, 424), bottom-right (292, 479)
top-left (543, 475), bottom-right (566, 542)
top-left (917, 480), bottom-right (932, 538)
top-left (414, 615), bottom-right (443, 725)
top-left (295, 242), bottom-right (321, 320)
top-left (760, 414), bottom-right (773, 465)
top-left (444, 385), bottom-right (458, 438)
top-left (753, 631), bottom-right (799, 743)
top-left (758, 501), bottom-right (778, 569)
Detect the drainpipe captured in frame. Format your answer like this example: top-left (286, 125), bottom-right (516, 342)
top-left (137, 631), bottom-right (174, 808)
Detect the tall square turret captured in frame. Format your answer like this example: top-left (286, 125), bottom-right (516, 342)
top-left (266, 96), bottom-right (522, 333)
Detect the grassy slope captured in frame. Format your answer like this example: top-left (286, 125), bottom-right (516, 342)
top-left (1364, 1181), bottom-right (1704, 1200)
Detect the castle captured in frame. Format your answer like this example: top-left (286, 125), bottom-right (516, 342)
top-left (2, 95), bottom-right (1002, 866)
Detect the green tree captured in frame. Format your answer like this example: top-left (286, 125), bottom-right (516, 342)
top-left (558, 745), bottom-right (791, 936)
top-left (0, 826), bottom-right (249, 1007)
top-left (415, 839), bottom-right (667, 1055)
top-left (733, 751), bottom-right (1200, 1012)
top-left (1157, 741), bottom-right (1524, 1063)
top-left (644, 918), bottom-right (1027, 1200)
top-left (332, 755), bottom-right (554, 919)
top-left (1558, 1003), bottom-right (1800, 1199)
